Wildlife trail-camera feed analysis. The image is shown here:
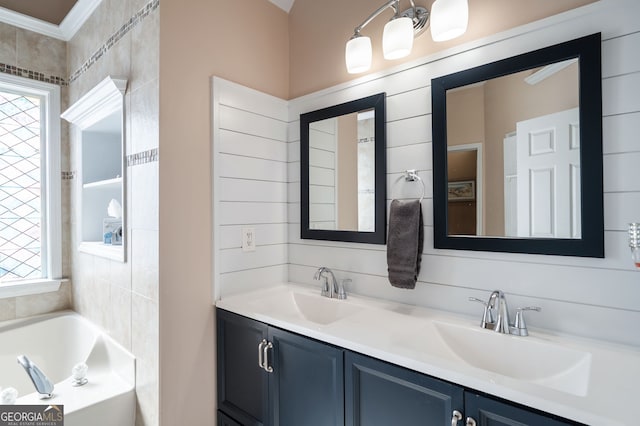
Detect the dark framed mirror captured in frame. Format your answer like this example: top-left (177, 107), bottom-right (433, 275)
top-left (432, 33), bottom-right (604, 257)
top-left (301, 93), bottom-right (386, 244)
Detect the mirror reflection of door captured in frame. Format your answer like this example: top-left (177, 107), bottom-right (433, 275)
top-left (503, 108), bottom-right (580, 238)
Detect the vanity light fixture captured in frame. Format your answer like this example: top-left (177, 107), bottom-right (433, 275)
top-left (345, 0), bottom-right (469, 74)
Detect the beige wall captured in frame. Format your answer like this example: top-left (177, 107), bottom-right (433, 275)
top-left (158, 0), bottom-right (289, 424)
top-left (289, 0), bottom-right (596, 98)
top-left (67, 1), bottom-right (160, 425)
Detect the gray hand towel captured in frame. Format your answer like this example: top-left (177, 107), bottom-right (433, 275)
top-left (387, 199), bottom-right (424, 289)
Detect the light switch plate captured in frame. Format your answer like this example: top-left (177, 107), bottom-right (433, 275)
top-left (242, 227), bottom-right (256, 252)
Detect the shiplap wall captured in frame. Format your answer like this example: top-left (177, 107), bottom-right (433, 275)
top-left (287, 0), bottom-right (640, 347)
top-left (213, 0), bottom-right (640, 347)
top-left (308, 119), bottom-right (338, 229)
top-left (212, 78), bottom-right (289, 299)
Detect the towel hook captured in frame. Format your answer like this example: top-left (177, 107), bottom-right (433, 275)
top-left (394, 169), bottom-right (425, 202)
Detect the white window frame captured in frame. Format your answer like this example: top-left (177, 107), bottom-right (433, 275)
top-left (0, 73), bottom-right (62, 298)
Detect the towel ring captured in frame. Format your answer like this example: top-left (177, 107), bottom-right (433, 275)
top-left (393, 169), bottom-right (425, 202)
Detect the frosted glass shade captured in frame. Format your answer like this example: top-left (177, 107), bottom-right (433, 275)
top-left (383, 17), bottom-right (414, 60)
top-left (346, 36), bottom-right (373, 74)
top-left (430, 0), bottom-right (469, 42)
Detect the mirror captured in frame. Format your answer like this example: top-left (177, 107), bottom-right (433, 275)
top-left (432, 33), bottom-right (604, 257)
top-left (300, 93), bottom-right (386, 244)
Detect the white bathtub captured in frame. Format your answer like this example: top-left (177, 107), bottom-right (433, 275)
top-left (0, 311), bottom-right (135, 426)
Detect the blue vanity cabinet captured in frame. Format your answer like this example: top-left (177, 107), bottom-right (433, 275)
top-left (268, 326), bottom-right (344, 425)
top-left (345, 351), bottom-right (464, 425)
top-left (216, 308), bottom-right (344, 426)
top-left (345, 351), bottom-right (580, 426)
top-left (218, 308), bottom-right (580, 426)
top-left (218, 411), bottom-right (243, 426)
top-left (217, 308), bottom-right (269, 426)
top-left (465, 392), bottom-right (577, 426)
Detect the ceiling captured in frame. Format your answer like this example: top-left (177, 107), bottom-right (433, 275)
top-left (269, 0), bottom-right (295, 13)
top-left (0, 0), bottom-right (295, 41)
top-left (0, 0), bottom-right (77, 25)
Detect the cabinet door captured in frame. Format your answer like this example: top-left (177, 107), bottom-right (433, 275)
top-left (218, 410), bottom-right (243, 426)
top-left (345, 351), bottom-right (464, 426)
top-left (269, 327), bottom-right (344, 426)
top-left (465, 392), bottom-right (578, 426)
top-left (217, 309), bottom-right (269, 426)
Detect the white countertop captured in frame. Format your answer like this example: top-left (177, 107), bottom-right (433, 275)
top-left (216, 283), bottom-right (640, 426)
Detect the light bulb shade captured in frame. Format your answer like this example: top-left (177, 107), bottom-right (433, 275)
top-left (430, 0), bottom-right (469, 42)
top-left (346, 35), bottom-right (372, 74)
top-left (383, 17), bottom-right (414, 60)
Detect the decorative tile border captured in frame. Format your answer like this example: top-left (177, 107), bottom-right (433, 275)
top-left (127, 148), bottom-right (158, 167)
top-left (0, 0), bottom-right (159, 87)
top-left (69, 0), bottom-right (160, 84)
top-left (62, 171), bottom-right (76, 180)
top-left (0, 63), bottom-right (67, 86)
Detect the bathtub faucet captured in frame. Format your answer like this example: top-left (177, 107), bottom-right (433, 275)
top-left (17, 355), bottom-right (54, 399)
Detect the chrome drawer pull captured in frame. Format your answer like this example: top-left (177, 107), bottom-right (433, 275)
top-left (263, 341), bottom-right (274, 373)
top-left (257, 339), bottom-right (267, 369)
top-left (451, 410), bottom-right (463, 426)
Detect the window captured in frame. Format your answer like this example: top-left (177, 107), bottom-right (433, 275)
top-left (0, 74), bottom-right (61, 295)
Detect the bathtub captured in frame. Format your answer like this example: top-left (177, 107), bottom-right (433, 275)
top-left (0, 311), bottom-right (135, 426)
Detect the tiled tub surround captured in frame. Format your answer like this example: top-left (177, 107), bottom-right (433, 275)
top-left (68, 0), bottom-right (160, 84)
top-left (0, 23), bottom-right (72, 318)
top-left (0, 0), bottom-right (159, 87)
top-left (217, 283), bottom-right (640, 426)
top-left (67, 0), bottom-right (160, 425)
top-left (0, 22), bottom-right (67, 85)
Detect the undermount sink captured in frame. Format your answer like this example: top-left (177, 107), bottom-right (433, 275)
top-left (248, 288), bottom-right (363, 325)
top-left (434, 321), bottom-right (592, 396)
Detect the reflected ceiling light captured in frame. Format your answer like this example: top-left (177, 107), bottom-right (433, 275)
top-left (346, 0), bottom-right (468, 74)
top-left (430, 0), bottom-right (469, 42)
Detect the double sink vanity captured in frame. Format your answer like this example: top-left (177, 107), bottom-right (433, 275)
top-left (216, 282), bottom-right (639, 426)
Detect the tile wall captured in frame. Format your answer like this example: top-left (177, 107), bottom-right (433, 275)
top-left (66, 0), bottom-right (159, 425)
top-left (0, 22), bottom-right (72, 318)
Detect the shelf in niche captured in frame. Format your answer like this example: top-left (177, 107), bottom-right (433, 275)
top-left (79, 241), bottom-right (124, 262)
top-left (62, 75), bottom-right (128, 263)
top-left (83, 177), bottom-right (122, 190)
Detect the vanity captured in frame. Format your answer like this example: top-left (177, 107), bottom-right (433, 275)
top-left (216, 284), bottom-right (639, 426)
top-left (211, 3), bottom-right (640, 424)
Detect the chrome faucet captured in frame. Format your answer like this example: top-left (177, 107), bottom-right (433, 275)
top-left (488, 290), bottom-right (511, 334)
top-left (313, 267), bottom-right (347, 299)
top-left (17, 355), bottom-right (54, 399)
top-left (469, 290), bottom-right (541, 336)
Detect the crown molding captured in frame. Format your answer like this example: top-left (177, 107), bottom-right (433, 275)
top-left (0, 0), bottom-right (101, 41)
top-left (61, 76), bottom-right (127, 129)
